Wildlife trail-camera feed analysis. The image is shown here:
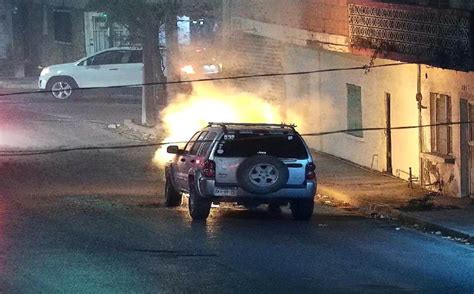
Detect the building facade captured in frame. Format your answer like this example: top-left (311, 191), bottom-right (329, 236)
top-left (224, 0), bottom-right (474, 197)
top-left (0, 0), bottom-right (89, 77)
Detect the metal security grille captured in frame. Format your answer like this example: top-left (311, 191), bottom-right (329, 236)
top-left (348, 3), bottom-right (472, 68)
top-left (92, 16), bottom-right (109, 53)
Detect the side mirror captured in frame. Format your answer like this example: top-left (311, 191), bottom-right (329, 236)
top-left (166, 145), bottom-right (180, 154)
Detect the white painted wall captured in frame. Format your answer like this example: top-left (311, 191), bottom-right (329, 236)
top-left (420, 66), bottom-right (474, 197)
top-left (284, 45), bottom-right (420, 179)
top-left (235, 16), bottom-right (421, 181)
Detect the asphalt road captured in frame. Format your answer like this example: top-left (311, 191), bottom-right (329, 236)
top-left (0, 87), bottom-right (473, 293)
top-left (0, 88), bottom-right (141, 150)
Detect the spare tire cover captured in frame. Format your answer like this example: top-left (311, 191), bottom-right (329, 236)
top-left (236, 155), bottom-right (289, 194)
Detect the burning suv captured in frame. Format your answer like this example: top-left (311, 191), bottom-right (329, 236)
top-left (164, 122), bottom-right (317, 221)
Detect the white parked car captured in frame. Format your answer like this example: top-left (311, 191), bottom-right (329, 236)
top-left (39, 47), bottom-right (222, 99)
top-left (39, 48), bottom-right (144, 99)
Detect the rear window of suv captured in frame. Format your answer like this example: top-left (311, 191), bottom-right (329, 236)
top-left (214, 132), bottom-right (308, 159)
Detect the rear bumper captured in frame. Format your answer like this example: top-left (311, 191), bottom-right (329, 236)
top-left (197, 178), bottom-right (316, 201)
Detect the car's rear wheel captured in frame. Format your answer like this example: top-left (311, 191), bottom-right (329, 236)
top-left (188, 181), bottom-right (211, 220)
top-left (237, 155), bottom-right (289, 194)
top-left (47, 77), bottom-right (79, 100)
top-left (164, 178), bottom-right (182, 207)
top-left (290, 198), bottom-right (314, 220)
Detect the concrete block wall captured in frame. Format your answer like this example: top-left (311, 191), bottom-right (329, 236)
top-left (230, 0), bottom-right (349, 37)
top-left (226, 31), bottom-right (286, 102)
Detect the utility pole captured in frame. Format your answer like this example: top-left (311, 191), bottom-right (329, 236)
top-left (141, 25), bottom-right (157, 126)
top-left (165, 1), bottom-right (180, 104)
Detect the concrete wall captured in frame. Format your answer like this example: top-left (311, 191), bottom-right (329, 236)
top-left (0, 1), bottom-right (86, 76)
top-left (0, 0), bottom-right (12, 60)
top-left (420, 66), bottom-right (474, 197)
top-left (230, 0), bottom-right (349, 36)
top-left (226, 0), bottom-right (474, 196)
top-left (226, 31), bottom-right (287, 102)
top-left (283, 45), bottom-right (419, 178)
top-left (28, 3), bottom-right (86, 68)
top-left (226, 1), bottom-right (421, 180)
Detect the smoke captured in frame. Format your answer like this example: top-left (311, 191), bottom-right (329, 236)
top-left (153, 82), bottom-right (287, 165)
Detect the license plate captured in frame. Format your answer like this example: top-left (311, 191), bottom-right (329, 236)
top-left (214, 188), bottom-right (237, 197)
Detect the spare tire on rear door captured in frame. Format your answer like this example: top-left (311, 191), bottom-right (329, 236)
top-left (236, 155), bottom-right (289, 194)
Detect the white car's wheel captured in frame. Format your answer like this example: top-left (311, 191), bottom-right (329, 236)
top-left (48, 77), bottom-right (78, 100)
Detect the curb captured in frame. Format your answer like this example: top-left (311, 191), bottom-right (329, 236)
top-left (0, 80), bottom-right (37, 90)
top-left (319, 185), bottom-right (473, 243)
top-left (123, 119), bottom-right (161, 139)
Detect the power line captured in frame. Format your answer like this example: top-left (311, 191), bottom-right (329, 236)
top-left (0, 62), bottom-right (409, 97)
top-left (0, 120), bottom-right (470, 156)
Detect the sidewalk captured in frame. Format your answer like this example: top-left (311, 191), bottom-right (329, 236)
top-left (315, 151), bottom-right (474, 243)
top-left (0, 77), bottom-right (37, 90)
top-left (113, 121), bottom-right (473, 243)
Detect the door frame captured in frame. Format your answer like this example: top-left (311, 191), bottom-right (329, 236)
top-left (460, 99), bottom-right (469, 196)
top-left (385, 92), bottom-right (393, 174)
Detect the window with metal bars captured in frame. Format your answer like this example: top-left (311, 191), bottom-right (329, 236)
top-left (54, 10), bottom-right (72, 43)
top-left (430, 93), bottom-right (452, 155)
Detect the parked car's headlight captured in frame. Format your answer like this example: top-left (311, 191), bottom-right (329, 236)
top-left (203, 64), bottom-right (222, 74)
top-left (40, 67), bottom-right (50, 76)
top-left (181, 65), bottom-right (195, 75)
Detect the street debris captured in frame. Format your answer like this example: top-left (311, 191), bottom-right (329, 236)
top-left (400, 195), bottom-right (434, 211)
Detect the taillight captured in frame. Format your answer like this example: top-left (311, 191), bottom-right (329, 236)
top-left (202, 160), bottom-right (216, 178)
top-left (306, 163), bottom-right (316, 180)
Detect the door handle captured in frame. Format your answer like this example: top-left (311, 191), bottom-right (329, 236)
top-left (109, 68), bottom-right (119, 71)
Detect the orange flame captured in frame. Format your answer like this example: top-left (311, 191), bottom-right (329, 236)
top-left (153, 83), bottom-right (296, 166)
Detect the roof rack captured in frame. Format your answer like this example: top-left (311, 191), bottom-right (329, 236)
top-left (207, 122), bottom-right (297, 132)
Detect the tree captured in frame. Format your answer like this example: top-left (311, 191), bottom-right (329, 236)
top-left (87, 0), bottom-right (181, 126)
top-left (87, 0), bottom-right (221, 126)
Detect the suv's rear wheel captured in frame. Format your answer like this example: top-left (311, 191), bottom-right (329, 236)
top-left (290, 198), bottom-right (314, 220)
top-left (164, 178), bottom-right (182, 207)
top-left (188, 182), bottom-right (211, 220)
top-left (237, 155), bottom-right (289, 194)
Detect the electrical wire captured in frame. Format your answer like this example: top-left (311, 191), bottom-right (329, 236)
top-left (0, 62), bottom-right (409, 97)
top-left (0, 120), bottom-right (471, 156)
